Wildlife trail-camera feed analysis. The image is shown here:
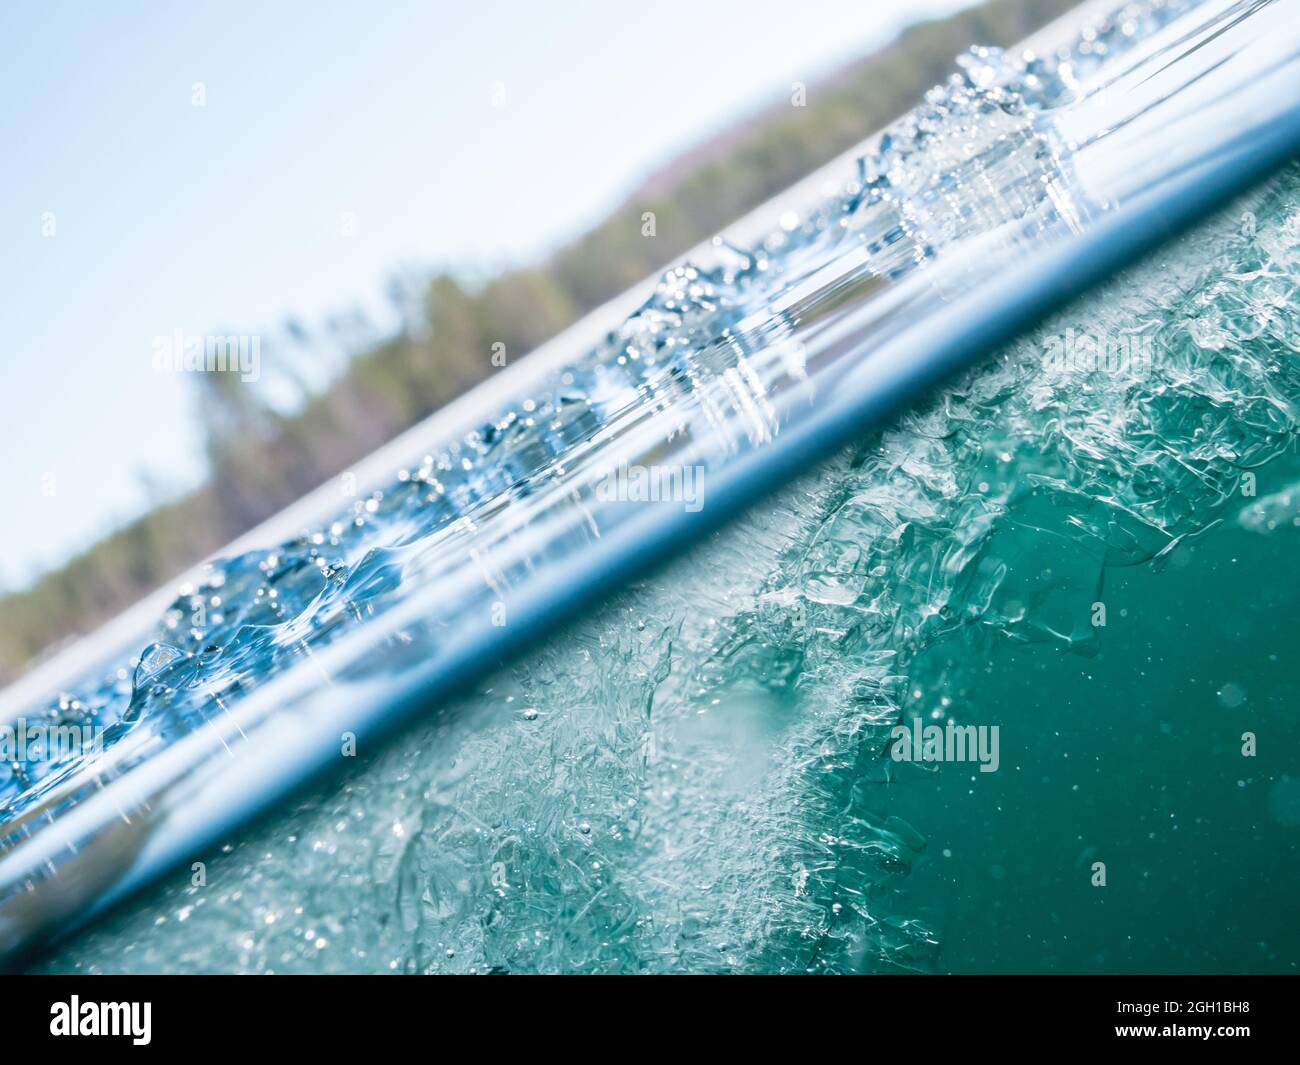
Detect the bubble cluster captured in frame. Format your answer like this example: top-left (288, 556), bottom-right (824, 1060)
top-left (11, 0), bottom-right (1295, 972)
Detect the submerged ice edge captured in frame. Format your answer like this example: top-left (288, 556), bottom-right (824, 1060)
top-left (0, 0), bottom-right (1253, 811)
top-left (34, 162), bottom-right (1300, 975)
top-left (4, 0), bottom-right (1300, 959)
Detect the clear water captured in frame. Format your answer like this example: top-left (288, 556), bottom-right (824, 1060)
top-left (0, 0), bottom-right (1201, 824)
top-left (6, 0), bottom-right (1300, 971)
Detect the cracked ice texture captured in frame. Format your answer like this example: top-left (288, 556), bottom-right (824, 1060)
top-left (2, 0), bottom-right (1208, 825)
top-left (36, 162), bottom-right (1300, 974)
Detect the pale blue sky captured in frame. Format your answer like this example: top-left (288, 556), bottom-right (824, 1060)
top-left (0, 0), bottom-right (973, 589)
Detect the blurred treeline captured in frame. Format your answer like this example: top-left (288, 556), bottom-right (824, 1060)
top-left (0, 0), bottom-right (1077, 682)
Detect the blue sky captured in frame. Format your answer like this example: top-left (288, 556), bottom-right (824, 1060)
top-left (0, 0), bottom-right (973, 590)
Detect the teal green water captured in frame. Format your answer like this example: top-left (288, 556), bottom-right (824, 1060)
top-left (32, 165), bottom-right (1300, 975)
top-left (895, 464), bottom-right (1300, 973)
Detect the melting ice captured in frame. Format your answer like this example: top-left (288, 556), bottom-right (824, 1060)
top-left (6, 0), bottom-right (1300, 972)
